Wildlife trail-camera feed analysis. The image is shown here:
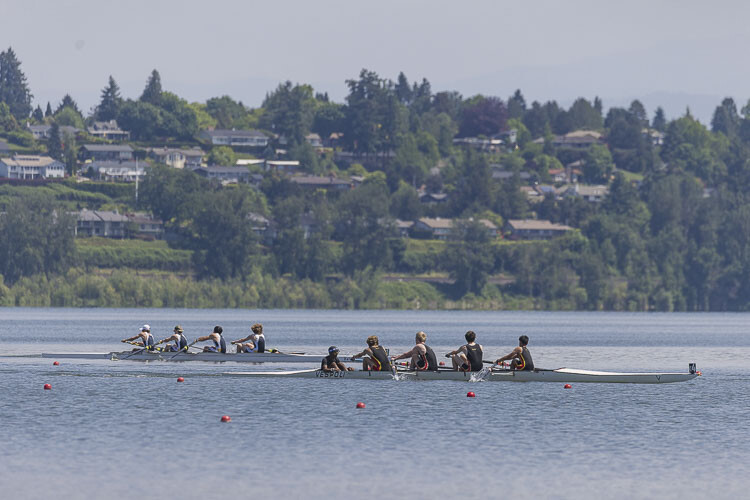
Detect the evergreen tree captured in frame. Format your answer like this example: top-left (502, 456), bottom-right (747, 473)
top-left (628, 100), bottom-right (648, 126)
top-left (0, 47), bottom-right (33, 120)
top-left (55, 94), bottom-right (80, 115)
top-left (47, 122), bottom-right (63, 160)
top-left (507, 89), bottom-right (527, 119)
top-left (710, 97), bottom-right (740, 137)
top-left (96, 75), bottom-right (122, 121)
top-left (394, 71), bottom-right (412, 105)
top-left (45, 101), bottom-right (52, 117)
top-left (652, 107), bottom-right (666, 131)
top-left (140, 69), bottom-right (162, 106)
top-left (32, 105), bottom-right (43, 121)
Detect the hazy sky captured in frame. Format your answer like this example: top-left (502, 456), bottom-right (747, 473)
top-left (3, 0), bottom-right (749, 123)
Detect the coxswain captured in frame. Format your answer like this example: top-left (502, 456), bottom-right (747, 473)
top-left (121, 324), bottom-right (155, 351)
top-left (495, 335), bottom-right (534, 371)
top-left (321, 346), bottom-right (352, 372)
top-left (446, 330), bottom-right (483, 372)
top-left (231, 323), bottom-right (266, 353)
top-left (350, 335), bottom-right (391, 371)
top-left (192, 326), bottom-right (227, 353)
top-left (156, 325), bottom-right (189, 352)
top-left (391, 331), bottom-right (438, 371)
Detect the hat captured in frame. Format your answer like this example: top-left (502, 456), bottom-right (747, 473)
top-left (141, 324), bottom-right (151, 332)
top-left (328, 346), bottom-right (339, 354)
top-left (174, 325), bottom-right (183, 333)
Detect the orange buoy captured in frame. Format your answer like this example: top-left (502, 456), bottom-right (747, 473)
top-left (53, 361), bottom-right (60, 366)
top-left (356, 402), bottom-right (366, 409)
top-left (177, 377), bottom-right (184, 383)
top-left (467, 391), bottom-right (476, 398)
top-left (43, 384), bottom-right (52, 390)
top-left (439, 361), bottom-right (445, 366)
top-left (220, 415), bottom-right (231, 422)
top-left (564, 384), bottom-right (572, 389)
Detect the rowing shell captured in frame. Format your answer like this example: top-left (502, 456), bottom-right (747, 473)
top-left (41, 351), bottom-right (354, 363)
top-left (225, 366), bottom-right (701, 384)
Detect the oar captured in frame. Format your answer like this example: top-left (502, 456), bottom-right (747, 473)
top-left (169, 346), bottom-right (191, 360)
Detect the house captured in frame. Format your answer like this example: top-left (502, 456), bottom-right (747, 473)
top-left (148, 147), bottom-right (204, 169)
top-left (305, 133), bottom-right (323, 148)
top-left (87, 120), bottom-right (130, 141)
top-left (200, 129), bottom-right (269, 147)
top-left (548, 168), bottom-right (567, 183)
top-left (248, 213), bottom-right (276, 243)
top-left (89, 160), bottom-right (148, 182)
top-left (266, 160), bottom-right (302, 175)
top-left (126, 212), bottom-right (164, 239)
top-left (75, 209), bottom-right (129, 238)
top-left (520, 185), bottom-right (543, 201)
top-left (27, 124), bottom-right (81, 140)
top-left (395, 219), bottom-right (414, 237)
top-left (563, 184), bottom-right (609, 202)
top-left (452, 136), bottom-right (504, 152)
top-left (419, 191), bottom-right (449, 204)
top-left (643, 128), bottom-right (665, 146)
top-left (289, 175), bottom-right (351, 190)
top-left (504, 219), bottom-right (572, 240)
top-left (551, 130), bottom-right (603, 149)
top-left (81, 144), bottom-right (134, 162)
top-left (491, 166), bottom-right (532, 182)
top-left (414, 218), bottom-right (498, 240)
top-left (193, 166), bottom-right (251, 184)
top-left (0, 155), bottom-right (65, 179)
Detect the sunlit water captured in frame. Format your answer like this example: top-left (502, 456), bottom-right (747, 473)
top-left (0, 308), bottom-right (748, 499)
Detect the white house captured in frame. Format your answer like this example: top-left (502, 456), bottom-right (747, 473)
top-left (0, 155), bottom-right (65, 179)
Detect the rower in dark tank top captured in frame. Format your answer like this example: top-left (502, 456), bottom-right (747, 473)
top-left (447, 330), bottom-right (484, 372)
top-left (495, 335), bottom-right (534, 371)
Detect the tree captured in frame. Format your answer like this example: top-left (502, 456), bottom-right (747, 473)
top-left (652, 107), bottom-right (666, 132)
top-left (261, 81), bottom-right (316, 145)
top-left (442, 219), bottom-right (494, 295)
top-left (0, 195), bottom-right (76, 284)
top-left (628, 99), bottom-right (648, 126)
top-left (46, 122), bottom-right (63, 160)
top-left (140, 69), bottom-right (162, 106)
top-left (583, 144), bottom-right (614, 183)
top-left (568, 97), bottom-right (603, 130)
top-left (0, 47), bottom-right (32, 120)
top-left (507, 89), bottom-right (526, 119)
top-left (711, 97), bottom-right (740, 137)
top-left (395, 71), bottom-right (412, 104)
top-left (0, 102), bottom-right (18, 132)
top-left (206, 95), bottom-right (249, 129)
top-left (44, 102), bottom-right (52, 117)
top-left (459, 95), bottom-right (507, 137)
top-left (54, 106), bottom-right (85, 129)
top-left (55, 94), bottom-right (80, 115)
top-left (312, 101), bottom-right (345, 138)
top-left (32, 105), bottom-right (43, 122)
top-left (207, 146), bottom-right (237, 166)
top-left (96, 76), bottom-right (122, 121)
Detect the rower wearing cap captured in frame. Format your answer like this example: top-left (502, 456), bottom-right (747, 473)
top-left (350, 335), bottom-right (391, 371)
top-left (121, 325), bottom-right (155, 351)
top-left (156, 325), bottom-right (189, 352)
top-left (391, 331), bottom-right (438, 371)
top-left (446, 330), bottom-right (483, 372)
top-left (192, 326), bottom-right (227, 353)
top-left (231, 323), bottom-right (266, 353)
top-left (321, 346), bottom-right (352, 372)
top-left (495, 335), bottom-right (534, 371)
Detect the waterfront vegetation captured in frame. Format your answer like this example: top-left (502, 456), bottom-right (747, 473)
top-left (3, 47), bottom-right (750, 310)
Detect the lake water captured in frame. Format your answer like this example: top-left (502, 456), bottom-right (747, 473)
top-left (0, 308), bottom-right (748, 499)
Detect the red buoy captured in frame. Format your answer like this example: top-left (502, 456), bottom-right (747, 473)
top-left (53, 361), bottom-right (60, 366)
top-left (439, 361), bottom-right (445, 366)
top-left (177, 377), bottom-right (184, 383)
top-left (356, 402), bottom-right (366, 409)
top-left (43, 384), bottom-right (52, 390)
top-left (564, 384), bottom-right (572, 389)
top-left (467, 391), bottom-right (476, 398)
top-left (220, 415), bottom-right (231, 422)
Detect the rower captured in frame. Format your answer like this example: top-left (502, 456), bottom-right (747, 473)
top-left (350, 335), bottom-right (391, 371)
top-left (192, 326), bottom-right (227, 353)
top-left (391, 331), bottom-right (438, 371)
top-left (446, 330), bottom-right (483, 372)
top-left (321, 346), bottom-right (353, 372)
top-left (156, 325), bottom-right (189, 352)
top-left (495, 335), bottom-right (534, 371)
top-left (231, 323), bottom-right (266, 353)
top-left (121, 324), bottom-right (155, 351)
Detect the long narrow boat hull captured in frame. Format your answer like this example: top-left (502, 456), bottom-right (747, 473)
top-left (41, 351), bottom-right (353, 363)
top-left (226, 367), bottom-right (700, 384)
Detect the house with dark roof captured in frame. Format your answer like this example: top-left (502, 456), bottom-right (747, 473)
top-left (27, 124), bottom-right (81, 140)
top-left (0, 155), bottom-right (65, 179)
top-left (88, 160), bottom-right (148, 182)
top-left (200, 129), bottom-right (269, 147)
top-left (81, 144), bottom-right (134, 162)
top-left (504, 219), bottom-right (572, 240)
top-left (87, 120), bottom-right (130, 141)
top-left (75, 209), bottom-right (129, 238)
top-left (126, 212), bottom-right (164, 239)
top-left (414, 217), bottom-right (498, 240)
top-left (551, 130), bottom-right (603, 149)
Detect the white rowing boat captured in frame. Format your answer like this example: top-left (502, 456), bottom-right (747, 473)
top-left (225, 364), bottom-right (701, 384)
top-left (41, 351), bottom-right (355, 363)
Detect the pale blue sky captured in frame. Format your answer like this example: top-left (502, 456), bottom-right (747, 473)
top-left (3, 0), bottom-right (749, 122)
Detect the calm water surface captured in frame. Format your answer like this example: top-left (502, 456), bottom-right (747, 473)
top-left (0, 308), bottom-right (748, 499)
